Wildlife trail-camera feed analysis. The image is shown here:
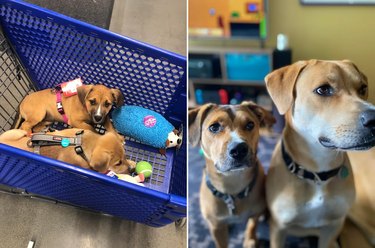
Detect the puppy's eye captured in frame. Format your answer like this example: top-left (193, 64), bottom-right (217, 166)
top-left (104, 102), bottom-right (111, 108)
top-left (209, 123), bottom-right (222, 133)
top-left (89, 99), bottom-right (96, 105)
top-left (245, 122), bottom-right (254, 131)
top-left (115, 160), bottom-right (122, 166)
top-left (359, 85), bottom-right (367, 96)
top-left (314, 84), bottom-right (334, 96)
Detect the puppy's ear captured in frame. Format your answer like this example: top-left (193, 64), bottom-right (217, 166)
top-left (241, 101), bottom-right (276, 127)
top-left (111, 89), bottom-right (124, 107)
top-left (90, 151), bottom-right (111, 173)
top-left (264, 60), bottom-right (308, 115)
top-left (342, 60), bottom-right (369, 99)
top-left (189, 103), bottom-right (215, 146)
top-left (77, 85), bottom-right (94, 105)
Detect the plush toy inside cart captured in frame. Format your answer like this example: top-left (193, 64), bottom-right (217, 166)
top-left (0, 0), bottom-right (186, 227)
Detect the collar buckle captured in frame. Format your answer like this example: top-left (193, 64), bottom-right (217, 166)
top-left (288, 161), bottom-right (296, 173)
top-left (312, 171), bottom-right (323, 185)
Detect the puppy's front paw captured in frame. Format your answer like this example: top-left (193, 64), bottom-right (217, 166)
top-left (127, 160), bottom-right (137, 172)
top-left (243, 238), bottom-right (256, 248)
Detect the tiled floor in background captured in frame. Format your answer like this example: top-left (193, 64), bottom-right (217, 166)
top-left (0, 0), bottom-right (186, 247)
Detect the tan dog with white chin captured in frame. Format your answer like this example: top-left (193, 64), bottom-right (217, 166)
top-left (0, 128), bottom-right (135, 173)
top-left (18, 84), bottom-right (124, 134)
top-left (265, 60), bottom-right (375, 248)
top-left (189, 102), bottom-right (275, 248)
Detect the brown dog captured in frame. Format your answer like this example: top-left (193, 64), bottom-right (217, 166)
top-left (0, 128), bottom-right (135, 173)
top-left (189, 102), bottom-right (275, 248)
top-left (338, 149), bottom-right (375, 248)
top-left (265, 60), bottom-right (375, 248)
top-left (18, 84), bottom-right (124, 134)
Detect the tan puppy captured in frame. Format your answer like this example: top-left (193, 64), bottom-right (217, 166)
top-left (0, 128), bottom-right (134, 173)
top-left (18, 84), bottom-right (124, 134)
top-left (338, 149), bottom-right (375, 247)
top-left (189, 102), bottom-right (275, 248)
top-left (265, 60), bottom-right (375, 248)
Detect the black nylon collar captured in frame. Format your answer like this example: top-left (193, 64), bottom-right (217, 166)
top-left (205, 162), bottom-right (258, 215)
top-left (281, 140), bottom-right (342, 183)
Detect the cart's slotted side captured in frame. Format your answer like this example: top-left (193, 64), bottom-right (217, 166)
top-left (0, 0), bottom-right (186, 226)
top-left (0, 30), bottom-right (34, 133)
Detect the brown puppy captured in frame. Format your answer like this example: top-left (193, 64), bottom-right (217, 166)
top-left (265, 60), bottom-right (375, 248)
top-left (338, 149), bottom-right (375, 247)
top-left (19, 84), bottom-right (124, 134)
top-left (189, 102), bottom-right (275, 248)
top-left (0, 128), bottom-right (134, 173)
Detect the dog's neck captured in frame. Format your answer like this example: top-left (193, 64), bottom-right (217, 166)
top-left (80, 132), bottom-right (98, 162)
top-left (205, 158), bottom-right (257, 195)
top-left (284, 114), bottom-right (346, 172)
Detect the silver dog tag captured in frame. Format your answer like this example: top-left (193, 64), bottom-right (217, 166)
top-left (224, 195), bottom-right (235, 215)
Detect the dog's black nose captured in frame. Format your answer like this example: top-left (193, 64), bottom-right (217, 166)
top-left (94, 115), bottom-right (103, 122)
top-left (228, 142), bottom-right (248, 160)
top-left (360, 110), bottom-right (375, 129)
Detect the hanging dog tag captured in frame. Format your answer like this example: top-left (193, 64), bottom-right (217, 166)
top-left (61, 78), bottom-right (83, 97)
top-left (223, 195), bottom-right (235, 215)
top-left (340, 166), bottom-right (349, 179)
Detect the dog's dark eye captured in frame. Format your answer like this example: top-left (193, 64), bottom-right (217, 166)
top-left (89, 99), bottom-right (96, 105)
top-left (245, 122), bottom-right (254, 131)
top-left (115, 160), bottom-right (122, 166)
top-left (358, 84), bottom-right (367, 96)
top-left (209, 123), bottom-right (222, 133)
top-left (314, 84), bottom-right (334, 96)
top-left (104, 102), bottom-right (111, 108)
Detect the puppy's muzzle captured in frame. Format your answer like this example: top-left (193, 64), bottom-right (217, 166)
top-left (360, 109), bottom-right (375, 131)
top-left (93, 114), bottom-right (104, 124)
top-left (228, 142), bottom-right (249, 162)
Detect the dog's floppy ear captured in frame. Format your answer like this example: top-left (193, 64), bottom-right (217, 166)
top-left (265, 61), bottom-right (308, 115)
top-left (111, 89), bottom-right (124, 107)
top-left (77, 85), bottom-right (94, 105)
top-left (189, 103), bottom-right (215, 146)
top-left (90, 151), bottom-right (111, 173)
top-left (342, 60), bottom-right (369, 99)
top-left (241, 101), bottom-right (276, 127)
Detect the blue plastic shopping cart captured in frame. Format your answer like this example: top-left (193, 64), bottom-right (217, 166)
top-left (0, 0), bottom-right (186, 227)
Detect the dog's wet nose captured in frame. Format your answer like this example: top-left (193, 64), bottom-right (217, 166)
top-left (360, 109), bottom-right (375, 129)
top-left (94, 115), bottom-right (103, 123)
top-left (228, 142), bottom-right (248, 160)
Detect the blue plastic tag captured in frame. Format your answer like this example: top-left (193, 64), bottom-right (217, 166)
top-left (61, 138), bottom-right (70, 147)
top-left (340, 166), bottom-right (349, 179)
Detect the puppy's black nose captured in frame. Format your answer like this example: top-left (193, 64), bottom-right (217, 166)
top-left (360, 110), bottom-right (375, 129)
top-left (228, 142), bottom-right (248, 160)
top-left (94, 115), bottom-right (103, 122)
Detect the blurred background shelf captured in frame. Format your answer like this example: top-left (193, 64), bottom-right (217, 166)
top-left (188, 46), bottom-right (291, 111)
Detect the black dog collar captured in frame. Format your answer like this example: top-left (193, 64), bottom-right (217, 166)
top-left (205, 162), bottom-right (258, 215)
top-left (281, 140), bottom-right (344, 184)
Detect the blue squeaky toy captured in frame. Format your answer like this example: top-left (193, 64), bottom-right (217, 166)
top-left (112, 105), bottom-right (182, 154)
